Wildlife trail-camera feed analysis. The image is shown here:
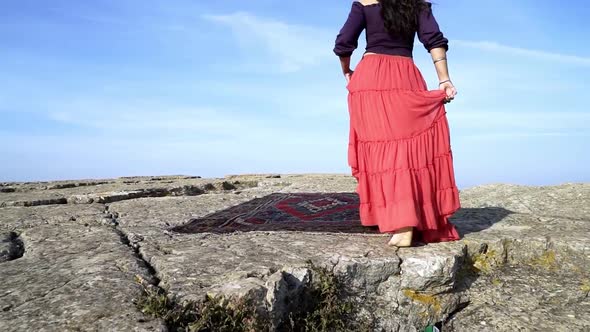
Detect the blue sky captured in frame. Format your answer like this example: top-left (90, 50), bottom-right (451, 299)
top-left (1, 0), bottom-right (588, 189)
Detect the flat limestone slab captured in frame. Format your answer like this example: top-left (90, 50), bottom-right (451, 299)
top-left (0, 206), bottom-right (164, 332)
top-left (0, 176), bottom-right (256, 207)
top-left (1, 174), bottom-right (589, 331)
top-left (445, 263), bottom-right (590, 331)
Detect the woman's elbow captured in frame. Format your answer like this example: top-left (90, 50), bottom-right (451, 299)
top-left (333, 41), bottom-right (356, 57)
top-left (427, 43), bottom-right (449, 53)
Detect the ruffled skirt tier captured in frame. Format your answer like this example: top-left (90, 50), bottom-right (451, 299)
top-left (346, 54), bottom-right (460, 243)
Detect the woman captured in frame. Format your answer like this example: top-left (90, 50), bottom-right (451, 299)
top-left (334, 0), bottom-right (461, 247)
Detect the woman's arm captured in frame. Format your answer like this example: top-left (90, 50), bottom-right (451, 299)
top-left (430, 47), bottom-right (449, 82)
top-left (334, 2), bottom-right (366, 81)
top-left (339, 56), bottom-right (353, 83)
top-left (417, 4), bottom-right (456, 102)
top-left (430, 47), bottom-right (457, 102)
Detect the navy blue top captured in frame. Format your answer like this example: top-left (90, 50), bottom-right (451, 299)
top-left (333, 1), bottom-right (449, 58)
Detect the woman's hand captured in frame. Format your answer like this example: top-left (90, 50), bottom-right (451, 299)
top-left (344, 70), bottom-right (354, 84)
top-left (339, 56), bottom-right (353, 84)
top-left (439, 81), bottom-right (457, 104)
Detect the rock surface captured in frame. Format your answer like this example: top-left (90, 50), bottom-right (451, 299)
top-left (0, 174), bottom-right (588, 331)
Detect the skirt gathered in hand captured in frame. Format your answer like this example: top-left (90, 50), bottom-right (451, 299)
top-left (346, 53), bottom-right (461, 243)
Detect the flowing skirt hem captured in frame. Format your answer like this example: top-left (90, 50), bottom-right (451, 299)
top-left (346, 54), bottom-right (462, 244)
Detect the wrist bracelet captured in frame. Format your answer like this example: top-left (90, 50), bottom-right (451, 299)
top-left (433, 57), bottom-right (447, 64)
top-left (439, 79), bottom-right (452, 85)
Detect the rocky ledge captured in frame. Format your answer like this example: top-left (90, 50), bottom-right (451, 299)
top-left (0, 174), bottom-right (588, 331)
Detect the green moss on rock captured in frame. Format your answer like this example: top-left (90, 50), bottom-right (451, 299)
top-left (401, 289), bottom-right (442, 314)
top-left (134, 259), bottom-right (367, 332)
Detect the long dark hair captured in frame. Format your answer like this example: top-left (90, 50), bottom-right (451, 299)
top-left (378, 0), bottom-right (430, 39)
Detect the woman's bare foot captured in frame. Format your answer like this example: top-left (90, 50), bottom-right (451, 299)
top-left (387, 227), bottom-right (413, 247)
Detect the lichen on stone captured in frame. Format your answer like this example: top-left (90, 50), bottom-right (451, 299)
top-left (401, 289), bottom-right (442, 314)
top-left (529, 249), bottom-right (558, 271)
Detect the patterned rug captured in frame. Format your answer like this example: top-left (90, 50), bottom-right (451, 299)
top-left (171, 192), bottom-right (381, 234)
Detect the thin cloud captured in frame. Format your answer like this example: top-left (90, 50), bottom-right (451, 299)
top-left (457, 131), bottom-right (590, 140)
top-left (450, 110), bottom-right (590, 131)
top-left (202, 12), bottom-right (333, 72)
top-left (50, 107), bottom-right (246, 133)
top-left (454, 40), bottom-right (590, 66)
top-left (46, 99), bottom-right (340, 145)
top-left (450, 110), bottom-right (590, 140)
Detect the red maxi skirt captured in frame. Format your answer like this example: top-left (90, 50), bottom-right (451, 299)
top-left (346, 54), bottom-right (461, 243)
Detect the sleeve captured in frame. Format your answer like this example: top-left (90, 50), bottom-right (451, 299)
top-left (333, 2), bottom-right (366, 57)
top-left (417, 3), bottom-right (449, 52)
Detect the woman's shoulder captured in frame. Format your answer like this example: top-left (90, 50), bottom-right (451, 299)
top-left (353, 0), bottom-right (433, 6)
top-left (355, 0), bottom-right (379, 7)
